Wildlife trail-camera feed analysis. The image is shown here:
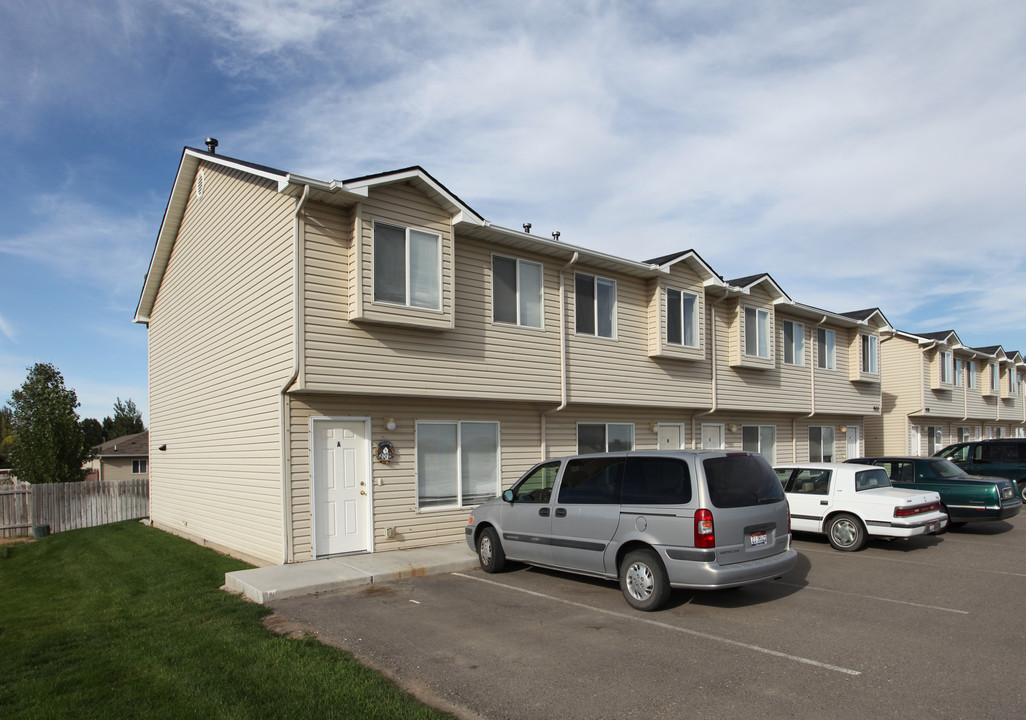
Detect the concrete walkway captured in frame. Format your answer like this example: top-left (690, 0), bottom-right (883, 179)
top-left (224, 542), bottom-right (479, 604)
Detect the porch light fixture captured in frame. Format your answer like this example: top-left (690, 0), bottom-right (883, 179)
top-left (728, 424), bottom-right (737, 432)
top-left (384, 418), bottom-right (397, 431)
top-left (839, 426), bottom-right (847, 433)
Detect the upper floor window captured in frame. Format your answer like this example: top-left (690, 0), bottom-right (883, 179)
top-left (577, 423), bottom-right (634, 454)
top-left (666, 288), bottom-right (699, 347)
top-left (783, 320), bottom-right (804, 366)
top-left (492, 255), bottom-right (542, 328)
top-left (860, 335), bottom-right (879, 374)
top-left (817, 328), bottom-right (836, 370)
top-left (991, 363), bottom-right (1001, 391)
top-left (1011, 371), bottom-right (1020, 396)
top-left (575, 273), bottom-right (616, 338)
top-left (744, 307), bottom-right (770, 358)
top-left (373, 222), bottom-right (440, 310)
top-left (939, 351), bottom-right (953, 384)
top-left (968, 361), bottom-right (976, 389)
top-left (954, 358), bottom-right (964, 387)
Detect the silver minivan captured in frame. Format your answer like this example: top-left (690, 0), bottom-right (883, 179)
top-left (466, 450), bottom-right (797, 611)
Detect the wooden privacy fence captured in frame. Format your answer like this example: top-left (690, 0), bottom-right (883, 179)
top-left (0, 479), bottom-right (149, 538)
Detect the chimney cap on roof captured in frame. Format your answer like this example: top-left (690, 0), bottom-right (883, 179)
top-left (205, 138), bottom-right (219, 153)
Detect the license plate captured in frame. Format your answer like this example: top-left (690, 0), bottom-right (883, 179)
top-left (927, 521), bottom-right (940, 533)
top-left (750, 530), bottom-right (767, 546)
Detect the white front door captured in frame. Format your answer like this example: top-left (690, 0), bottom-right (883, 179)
top-left (845, 425), bottom-right (860, 460)
top-left (701, 423), bottom-right (724, 450)
top-left (312, 419), bottom-right (371, 557)
top-left (658, 424), bottom-right (683, 450)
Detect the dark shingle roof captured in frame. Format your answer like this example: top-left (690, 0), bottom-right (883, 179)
top-left (93, 431), bottom-right (148, 457)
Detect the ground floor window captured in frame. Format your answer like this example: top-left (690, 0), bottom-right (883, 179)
top-left (416, 421), bottom-right (500, 509)
top-left (577, 423), bottom-right (634, 454)
top-left (132, 459), bottom-right (147, 474)
top-left (809, 426), bottom-right (835, 462)
top-left (957, 426), bottom-right (972, 443)
top-left (742, 425), bottom-right (776, 464)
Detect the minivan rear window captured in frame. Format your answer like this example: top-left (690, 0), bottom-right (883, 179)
top-left (621, 457), bottom-right (692, 504)
top-left (703, 454), bottom-right (785, 508)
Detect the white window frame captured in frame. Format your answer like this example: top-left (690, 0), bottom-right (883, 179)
top-left (415, 420), bottom-right (501, 510)
top-left (577, 423), bottom-right (634, 453)
top-left (132, 459), bottom-right (147, 474)
top-left (744, 306), bottom-right (771, 359)
top-left (666, 287), bottom-right (700, 348)
top-left (954, 357), bottom-right (964, 387)
top-left (575, 273), bottom-right (617, 339)
top-left (809, 426), bottom-right (835, 462)
top-left (860, 334), bottom-right (879, 375)
top-left (742, 425), bottom-right (777, 464)
top-left (817, 328), bottom-right (836, 370)
top-left (372, 221), bottom-right (442, 310)
top-left (992, 364), bottom-right (1001, 393)
top-left (939, 351), bottom-right (953, 384)
top-left (783, 320), bottom-right (805, 366)
top-left (492, 255), bottom-right (543, 328)
top-left (968, 361), bottom-right (976, 389)
top-left (1011, 370), bottom-right (1021, 396)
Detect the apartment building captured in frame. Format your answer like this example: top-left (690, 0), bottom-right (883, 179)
top-left (864, 330), bottom-right (1026, 456)
top-left (135, 145), bottom-right (889, 565)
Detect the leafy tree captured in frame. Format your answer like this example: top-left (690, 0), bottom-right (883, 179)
top-left (6, 363), bottom-right (87, 484)
top-left (101, 397), bottom-right (145, 441)
top-left (0, 406), bottom-right (13, 468)
top-left (80, 417), bottom-right (105, 454)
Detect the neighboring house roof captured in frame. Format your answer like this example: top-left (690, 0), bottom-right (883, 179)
top-left (93, 431), bottom-right (148, 458)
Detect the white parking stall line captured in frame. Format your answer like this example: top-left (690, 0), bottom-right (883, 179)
top-left (453, 572), bottom-right (861, 676)
top-left (798, 546), bottom-right (1026, 578)
top-left (768, 580), bottom-right (968, 615)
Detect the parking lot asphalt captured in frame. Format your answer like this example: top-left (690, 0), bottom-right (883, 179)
top-left (269, 517), bottom-right (1026, 720)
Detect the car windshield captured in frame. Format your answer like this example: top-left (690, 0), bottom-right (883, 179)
top-left (703, 454), bottom-right (785, 508)
top-left (919, 459), bottom-right (967, 479)
top-left (855, 468), bottom-right (891, 491)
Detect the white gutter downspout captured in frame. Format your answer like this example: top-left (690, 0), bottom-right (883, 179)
top-left (692, 295), bottom-right (727, 449)
top-left (793, 316), bottom-right (828, 461)
top-left (541, 252), bottom-right (579, 459)
top-left (907, 341), bottom-right (937, 455)
top-left (280, 184), bottom-right (310, 564)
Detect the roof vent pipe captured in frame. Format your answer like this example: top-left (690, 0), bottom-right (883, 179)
top-left (552, 231), bottom-right (561, 241)
top-left (523, 223), bottom-right (532, 233)
top-left (205, 137), bottom-right (219, 153)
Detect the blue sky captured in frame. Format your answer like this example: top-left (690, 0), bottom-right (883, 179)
top-left (3, 0), bottom-right (1026, 423)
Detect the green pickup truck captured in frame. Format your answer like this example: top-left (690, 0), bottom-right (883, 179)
top-left (848, 456), bottom-right (1022, 526)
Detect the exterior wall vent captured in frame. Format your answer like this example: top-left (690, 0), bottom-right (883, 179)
top-left (196, 170), bottom-right (205, 199)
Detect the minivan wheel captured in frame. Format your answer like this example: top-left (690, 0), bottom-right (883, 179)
top-left (1019, 482), bottom-right (1026, 503)
top-left (619, 549), bottom-right (670, 611)
top-left (827, 513), bottom-right (867, 551)
top-left (477, 527), bottom-right (506, 573)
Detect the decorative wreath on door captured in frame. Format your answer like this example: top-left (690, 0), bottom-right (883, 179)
top-left (376, 440), bottom-right (396, 464)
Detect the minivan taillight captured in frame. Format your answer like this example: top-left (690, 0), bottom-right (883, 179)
top-left (695, 509), bottom-right (715, 548)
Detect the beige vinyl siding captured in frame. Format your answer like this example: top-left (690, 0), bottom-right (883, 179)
top-left (98, 457), bottom-right (148, 483)
top-left (303, 220), bottom-right (563, 400)
top-left (353, 184), bottom-right (454, 329)
top-left (867, 336), bottom-right (926, 454)
top-left (648, 266), bottom-right (707, 361)
top-left (565, 264), bottom-right (712, 408)
top-left (147, 162), bottom-right (295, 565)
top-left (287, 395), bottom-right (545, 561)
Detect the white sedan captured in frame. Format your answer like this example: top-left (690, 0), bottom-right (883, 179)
top-left (774, 462), bottom-right (948, 551)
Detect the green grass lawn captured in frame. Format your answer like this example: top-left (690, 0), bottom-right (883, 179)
top-left (0, 522), bottom-right (453, 720)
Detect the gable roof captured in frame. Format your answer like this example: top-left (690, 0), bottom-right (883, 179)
top-left (92, 431), bottom-right (149, 458)
top-left (724, 273), bottom-right (790, 303)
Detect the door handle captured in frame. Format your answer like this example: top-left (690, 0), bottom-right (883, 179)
top-left (554, 508), bottom-right (567, 517)
top-left (539, 507), bottom-right (550, 517)
top-left (820, 500), bottom-right (827, 505)
top-left (360, 491), bottom-right (366, 496)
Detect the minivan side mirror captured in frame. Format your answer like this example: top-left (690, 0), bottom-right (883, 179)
top-left (503, 489), bottom-right (515, 503)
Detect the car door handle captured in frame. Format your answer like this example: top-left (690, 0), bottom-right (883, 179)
top-left (554, 508), bottom-right (567, 518)
top-left (820, 500), bottom-right (828, 505)
top-left (539, 507), bottom-right (550, 517)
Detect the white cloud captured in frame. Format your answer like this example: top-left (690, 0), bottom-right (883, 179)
top-left (0, 313), bottom-right (14, 344)
top-left (0, 194), bottom-right (152, 299)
